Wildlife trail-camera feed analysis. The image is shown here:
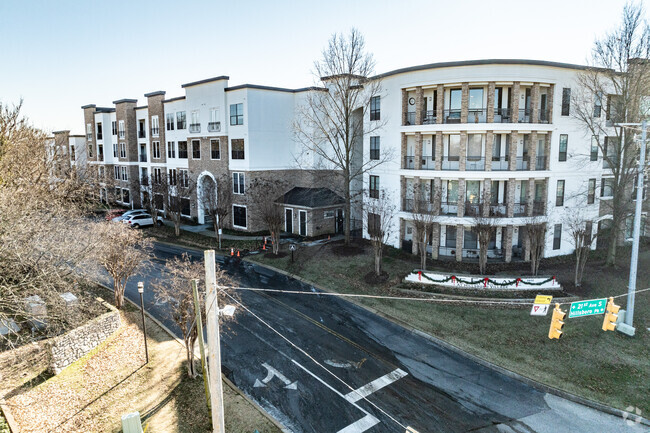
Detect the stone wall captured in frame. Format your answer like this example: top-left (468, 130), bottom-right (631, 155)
top-left (48, 298), bottom-right (120, 374)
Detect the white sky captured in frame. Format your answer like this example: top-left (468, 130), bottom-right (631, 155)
top-left (0, 0), bottom-right (642, 133)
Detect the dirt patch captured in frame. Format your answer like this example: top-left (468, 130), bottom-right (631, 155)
top-left (332, 244), bottom-right (365, 256)
top-left (364, 271), bottom-right (390, 285)
top-left (263, 251), bottom-right (288, 259)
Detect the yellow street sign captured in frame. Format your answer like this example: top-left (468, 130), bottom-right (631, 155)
top-left (534, 295), bottom-right (553, 305)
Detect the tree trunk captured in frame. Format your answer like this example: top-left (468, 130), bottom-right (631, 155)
top-left (175, 218), bottom-right (181, 237)
top-left (114, 279), bottom-right (124, 309)
top-left (606, 227), bottom-right (618, 266)
top-left (374, 244), bottom-right (382, 276)
top-left (419, 241), bottom-right (427, 271)
top-left (344, 172), bottom-right (351, 246)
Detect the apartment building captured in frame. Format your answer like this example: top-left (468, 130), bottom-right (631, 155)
top-left (48, 130), bottom-right (86, 179)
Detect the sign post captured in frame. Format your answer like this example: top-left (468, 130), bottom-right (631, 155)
top-left (289, 244), bottom-right (296, 263)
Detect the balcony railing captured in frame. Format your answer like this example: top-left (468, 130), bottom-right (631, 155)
top-left (231, 150), bottom-right (245, 160)
top-left (441, 156), bottom-right (460, 170)
top-left (513, 203), bottom-right (527, 217)
top-left (208, 121), bottom-right (221, 132)
top-left (493, 108), bottom-right (512, 123)
top-left (423, 111), bottom-right (436, 124)
top-left (404, 155), bottom-right (415, 169)
top-left (516, 156), bottom-right (530, 171)
top-left (438, 246), bottom-right (505, 259)
top-left (536, 156), bottom-right (547, 170)
top-left (532, 201), bottom-right (545, 216)
top-left (464, 201), bottom-right (481, 216)
top-left (518, 108), bottom-right (532, 123)
top-left (138, 130), bottom-right (146, 138)
top-left (441, 201), bottom-right (458, 215)
top-left (189, 123), bottom-right (201, 133)
top-left (403, 199), bottom-right (438, 214)
top-left (467, 108), bottom-right (487, 123)
top-left (491, 156), bottom-right (509, 171)
top-left (489, 203), bottom-right (507, 217)
top-left (443, 109), bottom-right (462, 124)
top-left (151, 127), bottom-right (159, 136)
top-left (405, 112), bottom-right (415, 125)
top-left (139, 154), bottom-right (147, 162)
top-left (420, 156), bottom-right (436, 170)
top-left (539, 109), bottom-right (550, 123)
top-left (465, 157), bottom-right (485, 171)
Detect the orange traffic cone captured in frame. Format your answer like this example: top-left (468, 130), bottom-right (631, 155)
top-left (328, 235), bottom-right (330, 240)
top-left (230, 248), bottom-right (234, 256)
top-left (237, 250), bottom-right (240, 257)
top-left (262, 243), bottom-right (266, 251)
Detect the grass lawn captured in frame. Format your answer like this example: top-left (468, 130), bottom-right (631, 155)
top-left (145, 225), bottom-right (261, 253)
top-left (249, 241), bottom-right (650, 415)
top-left (0, 303), bottom-right (281, 433)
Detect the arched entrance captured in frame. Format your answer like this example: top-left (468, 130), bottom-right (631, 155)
top-left (196, 171), bottom-right (217, 225)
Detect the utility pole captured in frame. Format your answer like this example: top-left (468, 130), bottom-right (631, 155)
top-left (137, 282), bottom-right (149, 364)
top-left (192, 279), bottom-right (211, 414)
top-left (204, 250), bottom-right (226, 433)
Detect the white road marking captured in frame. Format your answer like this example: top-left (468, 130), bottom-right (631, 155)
top-left (254, 363), bottom-right (298, 390)
top-left (336, 414), bottom-right (380, 433)
top-left (344, 369), bottom-right (408, 403)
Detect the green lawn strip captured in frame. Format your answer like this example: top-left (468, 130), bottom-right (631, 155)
top-left (248, 246), bottom-right (650, 414)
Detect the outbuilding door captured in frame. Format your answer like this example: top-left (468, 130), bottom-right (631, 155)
top-left (299, 210), bottom-right (307, 236)
top-left (285, 208), bottom-right (293, 233)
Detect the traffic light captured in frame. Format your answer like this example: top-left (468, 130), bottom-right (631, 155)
top-left (548, 303), bottom-right (565, 340)
top-left (602, 297), bottom-right (620, 332)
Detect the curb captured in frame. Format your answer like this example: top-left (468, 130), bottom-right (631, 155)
top-left (244, 258), bottom-right (650, 427)
top-left (98, 283), bottom-right (289, 433)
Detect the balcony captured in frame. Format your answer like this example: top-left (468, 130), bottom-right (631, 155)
top-left (532, 201), bottom-right (545, 216)
top-left (536, 156), bottom-right (547, 170)
top-left (465, 157), bottom-right (485, 171)
top-left (139, 154), bottom-right (147, 162)
top-left (513, 203), bottom-right (527, 217)
top-left (189, 123), bottom-right (201, 133)
top-left (441, 201), bottom-right (458, 215)
top-left (405, 112), bottom-right (415, 125)
top-left (423, 111), bottom-right (436, 124)
top-left (539, 109), bottom-right (550, 124)
top-left (491, 156), bottom-right (509, 171)
top-left (493, 108), bottom-right (512, 123)
top-left (441, 156), bottom-right (460, 170)
top-left (489, 203), bottom-right (507, 217)
top-left (404, 155), bottom-right (415, 169)
top-left (403, 199), bottom-right (438, 214)
top-left (443, 109), bottom-right (461, 124)
top-left (420, 157), bottom-right (436, 170)
top-left (518, 109), bottom-right (532, 123)
top-left (208, 121), bottom-right (221, 132)
top-left (467, 108), bottom-right (487, 123)
top-left (516, 156), bottom-right (530, 171)
top-left (464, 201), bottom-right (481, 216)
top-left (138, 130), bottom-right (146, 138)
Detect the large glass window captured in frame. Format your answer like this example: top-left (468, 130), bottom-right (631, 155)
top-left (211, 139), bottom-right (220, 160)
top-left (466, 181), bottom-right (480, 204)
top-left (464, 229), bottom-right (478, 249)
top-left (230, 103), bottom-right (244, 125)
top-left (445, 225), bottom-right (456, 248)
top-left (446, 180), bottom-right (458, 203)
top-left (370, 136), bottom-right (380, 160)
top-left (449, 89), bottom-right (461, 110)
top-left (231, 139), bottom-right (245, 159)
top-left (446, 134), bottom-right (461, 161)
top-left (553, 224), bottom-right (562, 249)
top-left (167, 141), bottom-right (175, 158)
top-left (588, 179), bottom-right (596, 204)
top-left (559, 134), bottom-right (568, 161)
top-left (467, 134), bottom-right (482, 160)
top-left (601, 178), bottom-right (614, 197)
top-left (178, 141), bottom-right (188, 159)
top-left (591, 136), bottom-right (599, 161)
top-left (556, 180), bottom-right (565, 206)
top-left (370, 96), bottom-right (380, 121)
top-left (166, 113), bottom-right (175, 130)
top-left (233, 172), bottom-right (245, 194)
top-left (233, 205), bottom-right (247, 228)
top-left (468, 88), bottom-right (483, 109)
top-left (176, 111), bottom-right (186, 129)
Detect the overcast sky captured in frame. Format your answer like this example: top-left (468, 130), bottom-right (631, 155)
top-left (0, 0), bottom-right (640, 133)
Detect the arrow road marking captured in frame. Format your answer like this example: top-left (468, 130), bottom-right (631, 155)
top-left (344, 369), bottom-right (408, 403)
top-left (254, 363), bottom-right (298, 390)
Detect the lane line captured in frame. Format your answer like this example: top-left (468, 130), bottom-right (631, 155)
top-left (344, 369), bottom-right (409, 403)
top-left (336, 414), bottom-right (381, 433)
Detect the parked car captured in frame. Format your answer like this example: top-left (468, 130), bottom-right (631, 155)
top-left (123, 213), bottom-right (163, 228)
top-left (111, 209), bottom-right (147, 222)
top-left (105, 209), bottom-right (125, 221)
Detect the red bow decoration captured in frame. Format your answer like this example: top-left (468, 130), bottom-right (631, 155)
top-left (451, 275), bottom-right (456, 284)
top-left (418, 271), bottom-right (422, 281)
top-left (484, 277), bottom-right (489, 288)
top-left (552, 276), bottom-right (556, 285)
top-left (516, 278), bottom-right (522, 287)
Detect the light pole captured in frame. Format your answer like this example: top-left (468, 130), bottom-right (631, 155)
top-left (137, 281), bottom-right (149, 363)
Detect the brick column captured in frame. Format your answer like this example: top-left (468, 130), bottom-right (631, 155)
top-left (532, 83), bottom-right (540, 124)
top-left (547, 84), bottom-right (555, 122)
top-left (433, 178), bottom-right (442, 213)
top-left (511, 82), bottom-right (520, 124)
top-left (509, 132), bottom-right (519, 171)
top-left (487, 82), bottom-right (496, 123)
top-left (482, 180), bottom-right (491, 217)
top-left (545, 132), bottom-right (552, 170)
top-left (504, 225), bottom-right (514, 263)
top-left (431, 223), bottom-right (440, 260)
top-left (506, 178), bottom-right (516, 217)
top-left (402, 89), bottom-right (408, 126)
top-left (456, 225), bottom-right (464, 262)
top-left (436, 84), bottom-right (444, 124)
top-left (524, 229), bottom-right (531, 261)
top-left (485, 131), bottom-right (494, 171)
top-left (542, 177), bottom-right (549, 214)
top-left (460, 131), bottom-right (467, 171)
top-left (457, 178), bottom-right (466, 217)
top-left (399, 218), bottom-right (406, 250)
top-left (461, 83), bottom-right (469, 123)
top-left (401, 133), bottom-right (407, 168)
top-left (529, 131), bottom-right (538, 171)
top-left (435, 131), bottom-right (443, 170)
top-left (414, 133), bottom-right (423, 170)
top-left (415, 87), bottom-right (424, 125)
top-left (400, 176), bottom-right (407, 210)
top-left (527, 178), bottom-right (535, 216)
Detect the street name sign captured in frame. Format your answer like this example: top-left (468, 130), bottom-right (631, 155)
top-left (530, 294), bottom-right (553, 316)
top-left (568, 298), bottom-right (607, 318)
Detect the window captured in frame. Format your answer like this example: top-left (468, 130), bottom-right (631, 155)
top-left (179, 169), bottom-right (189, 188)
top-left (464, 229), bottom-right (478, 250)
top-left (445, 225), bottom-right (456, 247)
top-left (120, 166), bottom-right (128, 181)
top-left (138, 119), bottom-right (146, 138)
top-left (593, 92), bottom-right (602, 117)
top-left (97, 122), bottom-right (103, 140)
top-left (167, 141), bottom-right (175, 158)
top-left (446, 180), bottom-right (458, 203)
top-left (370, 96), bottom-right (380, 121)
top-left (603, 136), bottom-right (619, 168)
top-left (176, 111), bottom-right (186, 129)
top-left (192, 139), bottom-right (201, 159)
top-left (169, 169), bottom-right (177, 186)
top-left (209, 108), bottom-right (220, 131)
top-left (141, 167), bottom-right (148, 184)
top-left (210, 139), bottom-right (220, 159)
top-left (119, 142), bottom-right (126, 158)
top-left (178, 141), bottom-right (188, 159)
top-left (86, 123), bottom-right (92, 140)
top-left (111, 121), bottom-right (117, 136)
top-left (556, 180), bottom-right (565, 206)
top-left (122, 188), bottom-right (130, 204)
top-left (369, 175), bottom-right (379, 199)
top-left (114, 166), bottom-right (120, 180)
top-left (625, 214), bottom-right (647, 239)
top-left (151, 116), bottom-right (159, 136)
top-left (559, 134), bottom-right (568, 161)
top-left (230, 103), bottom-right (244, 125)
top-left (98, 166), bottom-right (105, 178)
top-left (118, 120), bottom-right (125, 138)
top-left (181, 198), bottom-right (191, 216)
top-left (98, 144), bottom-right (103, 160)
top-left (87, 143), bottom-right (93, 158)
top-left (370, 136), bottom-right (380, 160)
top-left (231, 139), bottom-right (245, 159)
top-left (561, 88), bottom-right (571, 116)
top-left (70, 146), bottom-right (76, 161)
top-left (153, 167), bottom-right (162, 184)
top-left (190, 111), bottom-right (200, 132)
top-left (588, 179), bottom-right (596, 204)
top-left (553, 224), bottom-right (562, 250)
top-left (233, 205), bottom-right (247, 228)
top-left (115, 187), bottom-right (121, 201)
top-left (113, 143), bottom-right (118, 158)
top-left (590, 136), bottom-right (599, 161)
top-left (233, 172), bottom-right (245, 194)
top-left (633, 174), bottom-right (647, 200)
top-left (601, 178), bottom-right (614, 197)
top-left (152, 141), bottom-right (161, 159)
top-left (154, 193), bottom-right (164, 210)
top-left (446, 134), bottom-right (461, 161)
top-left (166, 113), bottom-right (175, 130)
top-left (467, 134), bottom-right (482, 160)
top-left (368, 213), bottom-right (381, 237)
top-left (468, 88), bottom-right (483, 109)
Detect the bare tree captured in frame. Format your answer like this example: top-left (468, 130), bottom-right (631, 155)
top-left (572, 2), bottom-right (650, 265)
top-left (472, 216), bottom-right (496, 275)
top-left (294, 28), bottom-right (392, 246)
top-left (364, 189), bottom-right (396, 277)
top-left (249, 178), bottom-right (288, 254)
top-left (523, 217), bottom-right (547, 276)
top-left (565, 210), bottom-right (598, 287)
top-left (166, 170), bottom-right (196, 236)
top-left (409, 183), bottom-right (440, 271)
top-left (141, 173), bottom-right (167, 225)
top-left (95, 222), bottom-right (151, 309)
top-left (201, 173), bottom-right (232, 245)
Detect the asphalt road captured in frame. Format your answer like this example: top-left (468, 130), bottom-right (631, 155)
top-left (113, 242), bottom-right (646, 433)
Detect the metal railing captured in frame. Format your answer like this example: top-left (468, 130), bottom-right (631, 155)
top-left (513, 203), bottom-right (527, 217)
top-left (189, 123), bottom-right (201, 133)
top-left (139, 154), bottom-right (147, 162)
top-left (489, 204), bottom-right (507, 217)
top-left (138, 130), bottom-right (146, 138)
top-left (231, 150), bottom-right (245, 160)
top-left (441, 201), bottom-right (458, 215)
top-left (438, 246), bottom-right (505, 259)
top-left (467, 108), bottom-right (487, 123)
top-left (441, 156), bottom-right (460, 170)
top-left (465, 156), bottom-right (485, 171)
top-left (464, 201), bottom-right (481, 216)
top-left (208, 121), bottom-right (221, 132)
top-left (536, 155), bottom-right (547, 170)
top-left (493, 108), bottom-right (512, 123)
top-left (423, 110), bottom-right (437, 124)
top-left (403, 155), bottom-right (415, 169)
top-left (518, 108), bottom-right (532, 123)
top-left (532, 201), bottom-right (545, 216)
top-left (491, 156), bottom-right (509, 171)
top-left (538, 109), bottom-right (550, 123)
top-left (403, 199), bottom-right (438, 214)
top-left (420, 157), bottom-right (436, 170)
top-left (516, 156), bottom-right (530, 171)
top-left (405, 112), bottom-right (416, 125)
top-left (443, 109), bottom-right (462, 124)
